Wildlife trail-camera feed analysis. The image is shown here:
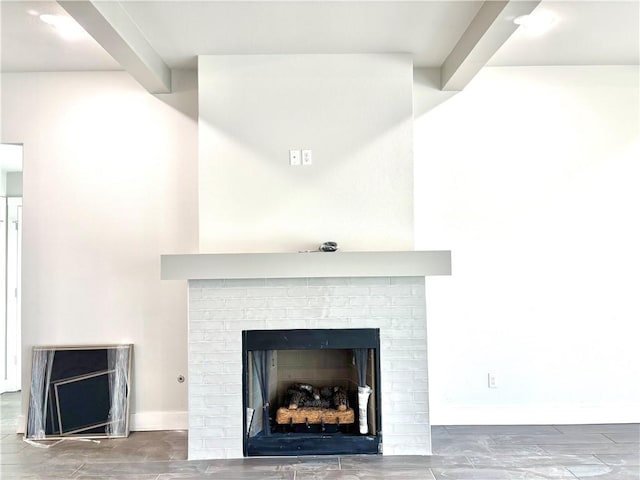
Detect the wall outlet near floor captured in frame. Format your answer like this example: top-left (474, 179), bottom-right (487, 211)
top-left (488, 372), bottom-right (498, 388)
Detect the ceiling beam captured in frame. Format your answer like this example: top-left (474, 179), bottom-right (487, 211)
top-left (58, 1), bottom-right (171, 93)
top-left (441, 0), bottom-right (541, 91)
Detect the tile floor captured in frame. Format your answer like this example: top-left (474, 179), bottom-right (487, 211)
top-left (1, 392), bottom-right (638, 479)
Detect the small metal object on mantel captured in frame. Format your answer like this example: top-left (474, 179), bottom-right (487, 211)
top-left (319, 241), bottom-right (338, 252)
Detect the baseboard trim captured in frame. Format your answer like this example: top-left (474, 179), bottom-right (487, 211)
top-left (16, 412), bottom-right (188, 434)
top-left (431, 404), bottom-right (640, 425)
top-left (130, 411), bottom-right (188, 431)
top-left (20, 406), bottom-right (637, 434)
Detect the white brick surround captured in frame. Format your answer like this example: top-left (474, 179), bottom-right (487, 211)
top-left (188, 276), bottom-right (430, 460)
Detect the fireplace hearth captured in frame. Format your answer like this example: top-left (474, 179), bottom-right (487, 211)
top-left (242, 329), bottom-right (381, 456)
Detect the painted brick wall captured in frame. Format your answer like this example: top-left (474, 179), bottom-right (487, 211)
top-left (188, 276), bottom-right (429, 459)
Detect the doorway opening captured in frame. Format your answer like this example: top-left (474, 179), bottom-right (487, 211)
top-left (0, 144), bottom-right (23, 394)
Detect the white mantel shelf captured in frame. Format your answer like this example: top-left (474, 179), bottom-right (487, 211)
top-left (161, 251), bottom-right (451, 280)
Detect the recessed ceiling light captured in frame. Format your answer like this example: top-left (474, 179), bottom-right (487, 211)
top-left (513, 11), bottom-right (558, 36)
top-left (39, 14), bottom-right (86, 40)
top-left (27, 9), bottom-right (39, 16)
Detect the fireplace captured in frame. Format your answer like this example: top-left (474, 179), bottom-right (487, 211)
top-left (243, 328), bottom-right (381, 456)
top-left (160, 250), bottom-right (451, 459)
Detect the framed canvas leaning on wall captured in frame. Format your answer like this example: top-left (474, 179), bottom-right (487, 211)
top-left (26, 344), bottom-right (133, 439)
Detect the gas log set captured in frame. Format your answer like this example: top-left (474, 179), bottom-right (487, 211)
top-left (286, 383), bottom-right (347, 410)
top-left (275, 383), bottom-right (355, 430)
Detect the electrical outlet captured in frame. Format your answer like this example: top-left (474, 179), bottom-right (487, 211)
top-left (289, 150), bottom-right (301, 166)
top-left (488, 372), bottom-right (498, 388)
top-left (302, 149), bottom-right (312, 166)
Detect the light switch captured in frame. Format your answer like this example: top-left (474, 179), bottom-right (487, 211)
top-left (302, 150), bottom-right (312, 166)
top-left (289, 150), bottom-right (301, 166)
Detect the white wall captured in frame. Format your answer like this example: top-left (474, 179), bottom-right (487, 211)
top-left (198, 54), bottom-right (415, 253)
top-left (4, 62), bottom-right (636, 431)
top-left (415, 66), bottom-right (640, 424)
top-left (1, 70), bottom-right (199, 430)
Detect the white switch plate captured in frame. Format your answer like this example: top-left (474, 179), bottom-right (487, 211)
top-left (289, 150), bottom-right (301, 166)
top-left (302, 150), bottom-right (312, 166)
top-left (488, 372), bottom-right (498, 388)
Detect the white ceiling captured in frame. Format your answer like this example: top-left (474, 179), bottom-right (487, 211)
top-left (118, 1), bottom-right (483, 69)
top-left (490, 1), bottom-right (640, 66)
top-left (1, 1), bottom-right (638, 74)
top-left (1, 1), bottom-right (121, 72)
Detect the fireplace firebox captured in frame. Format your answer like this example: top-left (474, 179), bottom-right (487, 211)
top-left (242, 328), bottom-right (382, 456)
